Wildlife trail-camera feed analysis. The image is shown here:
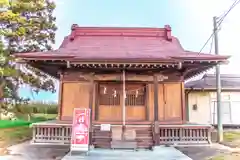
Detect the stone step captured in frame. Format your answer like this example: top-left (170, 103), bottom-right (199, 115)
top-left (111, 140), bottom-right (137, 149)
top-left (111, 128), bottom-right (137, 141)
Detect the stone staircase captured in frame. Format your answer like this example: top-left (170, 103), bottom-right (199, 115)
top-left (92, 126), bottom-right (112, 148)
top-left (111, 127), bottom-right (137, 149)
top-left (92, 125), bottom-right (154, 150)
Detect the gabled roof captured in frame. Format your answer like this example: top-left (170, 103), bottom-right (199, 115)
top-left (15, 24), bottom-right (229, 62)
top-left (185, 74), bottom-right (240, 90)
top-left (14, 25), bottom-right (231, 79)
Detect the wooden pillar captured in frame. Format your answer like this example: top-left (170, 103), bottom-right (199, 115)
top-left (180, 76), bottom-right (186, 124)
top-left (185, 92), bottom-right (190, 122)
top-left (57, 72), bottom-right (63, 121)
top-left (153, 74), bottom-right (160, 145)
top-left (145, 85), bottom-right (149, 121)
top-left (89, 78), bottom-right (94, 145)
top-left (95, 83), bottom-right (99, 121)
top-left (153, 75), bottom-right (159, 121)
top-left (89, 79), bottom-right (94, 121)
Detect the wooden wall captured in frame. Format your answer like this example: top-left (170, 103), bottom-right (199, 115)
top-left (58, 72), bottom-right (185, 123)
top-left (60, 82), bottom-right (91, 120)
top-left (148, 82), bottom-right (183, 123)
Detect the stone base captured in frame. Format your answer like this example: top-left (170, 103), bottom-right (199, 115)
top-left (111, 140), bottom-right (137, 150)
top-left (62, 147), bottom-right (192, 160)
top-left (111, 127), bottom-right (136, 141)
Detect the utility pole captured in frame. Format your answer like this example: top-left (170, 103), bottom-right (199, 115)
top-left (213, 16), bottom-right (223, 142)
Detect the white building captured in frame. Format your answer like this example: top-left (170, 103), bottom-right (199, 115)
top-left (185, 74), bottom-right (240, 126)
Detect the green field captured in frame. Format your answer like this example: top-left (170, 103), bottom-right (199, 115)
top-left (0, 114), bottom-right (57, 129)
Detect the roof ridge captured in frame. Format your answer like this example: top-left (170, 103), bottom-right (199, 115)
top-left (69, 24), bottom-right (172, 41)
top-left (71, 24), bottom-right (168, 31)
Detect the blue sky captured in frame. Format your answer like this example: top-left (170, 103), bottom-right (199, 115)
top-left (19, 0), bottom-right (240, 101)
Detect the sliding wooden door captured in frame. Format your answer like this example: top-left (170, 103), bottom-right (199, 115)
top-left (97, 83), bottom-right (122, 121)
top-left (97, 82), bottom-right (147, 122)
top-left (125, 84), bottom-right (146, 121)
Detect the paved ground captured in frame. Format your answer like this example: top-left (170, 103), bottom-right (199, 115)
top-left (62, 146), bottom-right (192, 160)
top-left (0, 141), bottom-right (69, 160)
top-left (0, 141), bottom-right (233, 160)
top-left (176, 144), bottom-right (231, 160)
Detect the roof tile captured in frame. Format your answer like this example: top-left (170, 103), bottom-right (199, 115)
top-left (15, 26), bottom-right (230, 62)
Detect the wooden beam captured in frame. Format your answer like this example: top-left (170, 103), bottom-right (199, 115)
top-left (183, 65), bottom-right (214, 79)
top-left (30, 63), bottom-right (60, 79)
top-left (62, 71), bottom-right (183, 82)
top-left (75, 73), bottom-right (169, 82)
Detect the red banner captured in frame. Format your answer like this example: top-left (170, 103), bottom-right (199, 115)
top-left (71, 108), bottom-right (90, 150)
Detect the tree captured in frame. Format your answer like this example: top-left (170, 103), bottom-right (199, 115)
top-left (0, 0), bottom-right (57, 114)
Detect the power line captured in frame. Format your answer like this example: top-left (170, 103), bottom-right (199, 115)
top-left (209, 36), bottom-right (214, 53)
top-left (199, 32), bottom-right (214, 53)
top-left (198, 0), bottom-right (240, 54)
top-left (217, 0), bottom-right (240, 26)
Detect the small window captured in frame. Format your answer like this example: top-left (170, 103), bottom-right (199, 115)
top-left (98, 83), bottom-right (146, 106)
top-left (211, 94), bottom-right (231, 101)
top-left (222, 95), bottom-right (230, 101)
top-left (192, 104), bottom-right (198, 111)
top-left (99, 84), bottom-right (120, 106)
top-left (125, 86), bottom-right (146, 106)
top-left (212, 101), bottom-right (231, 114)
top-left (222, 101), bottom-right (231, 114)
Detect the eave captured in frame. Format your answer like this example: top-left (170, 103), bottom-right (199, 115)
top-left (15, 58), bottom-right (224, 80)
top-left (185, 88), bottom-right (240, 92)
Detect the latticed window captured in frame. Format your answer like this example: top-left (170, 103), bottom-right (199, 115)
top-left (98, 83), bottom-right (146, 106)
top-left (125, 86), bottom-right (145, 106)
top-left (99, 84), bottom-right (121, 105)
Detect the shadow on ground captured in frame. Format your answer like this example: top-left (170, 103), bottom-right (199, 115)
top-left (176, 145), bottom-right (230, 160)
top-left (4, 141), bottom-right (69, 160)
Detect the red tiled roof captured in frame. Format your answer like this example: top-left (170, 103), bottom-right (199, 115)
top-left (15, 25), bottom-right (230, 62)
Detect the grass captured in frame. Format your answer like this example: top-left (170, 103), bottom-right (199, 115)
top-left (0, 113), bottom-right (57, 129)
top-left (208, 153), bottom-right (240, 160)
top-left (33, 113), bottom-right (57, 120)
top-left (0, 126), bottom-right (32, 146)
top-left (207, 131), bottom-right (240, 160)
top-left (0, 113), bottom-right (57, 155)
top-left (0, 120), bottom-right (31, 129)
top-left (0, 126), bottom-right (32, 155)
top-left (223, 131), bottom-right (240, 142)
top-left (208, 155), bottom-right (225, 160)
